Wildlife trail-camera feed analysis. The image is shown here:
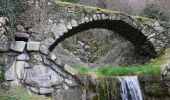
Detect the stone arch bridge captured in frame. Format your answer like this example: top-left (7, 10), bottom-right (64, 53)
top-left (0, 1), bottom-right (170, 95)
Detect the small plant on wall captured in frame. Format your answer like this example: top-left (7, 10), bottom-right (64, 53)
top-left (140, 4), bottom-right (169, 21)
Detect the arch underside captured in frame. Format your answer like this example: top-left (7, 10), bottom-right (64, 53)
top-left (50, 20), bottom-right (157, 58)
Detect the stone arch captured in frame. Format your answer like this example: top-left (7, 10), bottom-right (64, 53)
top-left (49, 13), bottom-right (160, 58)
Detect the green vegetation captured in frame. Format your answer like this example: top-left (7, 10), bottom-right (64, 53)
top-left (96, 65), bottom-right (160, 76)
top-left (73, 65), bottom-right (160, 77)
top-left (140, 4), bottom-right (169, 21)
top-left (97, 77), bottom-right (119, 100)
top-left (151, 48), bottom-right (170, 67)
top-left (0, 87), bottom-right (51, 100)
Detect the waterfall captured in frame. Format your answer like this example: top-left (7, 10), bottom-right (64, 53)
top-left (118, 76), bottom-right (143, 100)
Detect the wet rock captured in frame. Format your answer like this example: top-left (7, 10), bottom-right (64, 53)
top-left (10, 41), bottom-right (26, 52)
top-left (27, 41), bottom-right (40, 51)
top-left (17, 53), bottom-right (30, 61)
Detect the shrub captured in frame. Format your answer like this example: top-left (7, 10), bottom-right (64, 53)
top-left (140, 4), bottom-right (169, 21)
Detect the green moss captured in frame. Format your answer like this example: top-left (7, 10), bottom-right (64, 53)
top-left (74, 66), bottom-right (91, 74)
top-left (54, 0), bottom-right (170, 25)
top-left (150, 48), bottom-right (170, 67)
top-left (96, 65), bottom-right (160, 77)
top-left (97, 77), bottom-right (120, 100)
top-left (73, 65), bottom-right (160, 77)
top-left (54, 0), bottom-right (122, 15)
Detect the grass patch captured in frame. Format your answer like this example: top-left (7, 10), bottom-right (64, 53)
top-left (74, 67), bottom-right (91, 74)
top-left (73, 65), bottom-right (160, 77)
top-left (0, 87), bottom-right (51, 100)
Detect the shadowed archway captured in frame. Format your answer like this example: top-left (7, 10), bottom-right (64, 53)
top-left (49, 19), bottom-right (157, 58)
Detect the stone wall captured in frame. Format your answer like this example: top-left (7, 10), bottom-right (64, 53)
top-left (1, 0), bottom-right (170, 97)
top-left (17, 1), bottom-right (170, 55)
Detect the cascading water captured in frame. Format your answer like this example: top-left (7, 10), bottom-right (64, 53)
top-left (118, 76), bottom-right (143, 100)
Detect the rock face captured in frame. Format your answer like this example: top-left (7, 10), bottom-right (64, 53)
top-left (52, 89), bottom-right (84, 100)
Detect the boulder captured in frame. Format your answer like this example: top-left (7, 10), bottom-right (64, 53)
top-left (25, 64), bottom-right (64, 88)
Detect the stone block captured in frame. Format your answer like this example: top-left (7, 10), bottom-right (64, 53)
top-left (17, 53), bottom-right (30, 61)
top-left (15, 61), bottom-right (26, 80)
top-left (47, 52), bottom-right (57, 61)
top-left (66, 22), bottom-right (72, 30)
top-left (40, 45), bottom-right (49, 55)
top-left (15, 32), bottom-right (30, 39)
top-left (27, 42), bottom-right (40, 51)
top-left (16, 25), bottom-right (26, 32)
top-left (93, 14), bottom-right (98, 20)
top-left (65, 79), bottom-right (78, 87)
top-left (39, 88), bottom-right (54, 94)
top-left (71, 20), bottom-right (78, 27)
top-left (5, 61), bottom-right (16, 81)
top-left (10, 41), bottom-right (26, 52)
